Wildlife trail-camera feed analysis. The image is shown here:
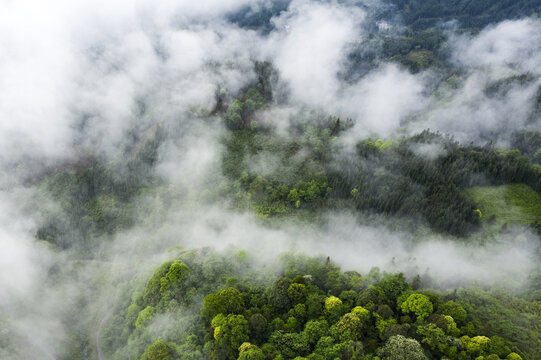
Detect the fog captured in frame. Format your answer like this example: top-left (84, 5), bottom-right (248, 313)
top-left (1, 0), bottom-right (540, 358)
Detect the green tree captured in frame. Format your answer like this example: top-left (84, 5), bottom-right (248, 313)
top-left (160, 260), bottom-right (189, 299)
top-left (269, 278), bottom-right (293, 311)
top-left (269, 331), bottom-right (310, 358)
top-left (335, 313), bottom-right (363, 340)
top-left (143, 261), bottom-right (174, 306)
top-left (400, 294), bottom-right (433, 320)
top-left (225, 99), bottom-right (244, 130)
top-left (140, 340), bottom-right (176, 360)
top-left (351, 306), bottom-right (370, 323)
top-left (288, 283), bottom-right (308, 304)
top-left (238, 342), bottom-right (265, 360)
top-left (215, 314), bottom-right (250, 357)
top-left (378, 273), bottom-right (411, 302)
top-left (202, 287), bottom-right (245, 321)
top-left (417, 324), bottom-right (447, 354)
top-left (248, 314), bottom-right (267, 343)
top-left (324, 296), bottom-right (342, 312)
top-left (135, 306), bottom-right (155, 329)
top-left (378, 335), bottom-right (428, 360)
top-left (303, 319), bottom-right (329, 345)
top-left (439, 300), bottom-right (467, 324)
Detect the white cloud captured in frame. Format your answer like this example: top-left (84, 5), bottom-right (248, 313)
top-left (267, 0), bottom-right (364, 105)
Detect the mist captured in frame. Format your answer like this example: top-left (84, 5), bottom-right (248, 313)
top-left (1, 0), bottom-right (540, 359)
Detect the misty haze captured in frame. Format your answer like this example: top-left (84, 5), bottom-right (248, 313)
top-left (1, 1), bottom-right (540, 359)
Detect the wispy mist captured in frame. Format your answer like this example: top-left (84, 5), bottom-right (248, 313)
top-left (1, 1), bottom-right (540, 358)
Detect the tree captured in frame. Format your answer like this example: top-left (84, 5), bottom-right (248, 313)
top-left (225, 99), bottom-right (244, 130)
top-left (378, 335), bottom-right (428, 360)
top-left (248, 314), bottom-right (267, 342)
top-left (461, 335), bottom-right (491, 357)
top-left (439, 300), bottom-right (467, 324)
top-left (288, 283), bottom-right (308, 304)
top-left (214, 314), bottom-right (250, 357)
top-left (507, 353), bottom-right (522, 360)
top-left (417, 324), bottom-right (447, 354)
top-left (238, 343), bottom-right (265, 360)
top-left (135, 306), bottom-right (155, 329)
top-left (202, 287), bottom-right (245, 321)
top-left (160, 261), bottom-right (189, 292)
top-left (357, 286), bottom-right (385, 307)
top-left (270, 330), bottom-right (310, 358)
top-left (269, 278), bottom-right (292, 311)
top-left (378, 273), bottom-right (411, 302)
top-left (335, 313), bottom-right (363, 340)
top-left (400, 294), bottom-right (433, 320)
top-left (140, 340), bottom-right (176, 360)
top-left (303, 319), bottom-right (329, 345)
top-left (351, 306), bottom-right (370, 323)
top-left (324, 296), bottom-right (342, 311)
top-left (143, 261), bottom-right (174, 306)
top-left (160, 260), bottom-right (189, 303)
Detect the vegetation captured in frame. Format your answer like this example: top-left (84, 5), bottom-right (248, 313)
top-left (4, 4), bottom-right (541, 360)
top-left (99, 252), bottom-right (538, 359)
top-left (467, 184), bottom-right (541, 228)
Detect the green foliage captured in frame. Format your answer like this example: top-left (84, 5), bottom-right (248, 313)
top-left (324, 296), bottom-right (342, 312)
top-left (215, 314), bottom-right (250, 357)
top-left (105, 253), bottom-right (537, 360)
top-left (135, 306), bottom-right (155, 329)
top-left (202, 287), bottom-right (245, 322)
top-left (140, 340), bottom-right (176, 360)
top-left (467, 184), bottom-right (541, 227)
top-left (160, 261), bottom-right (189, 295)
top-left (288, 283), bottom-right (308, 305)
top-left (417, 324), bottom-right (447, 354)
top-left (378, 335), bottom-right (428, 360)
top-left (378, 273), bottom-right (411, 302)
top-left (304, 320), bottom-right (329, 345)
top-left (335, 313), bottom-right (363, 340)
top-left (389, 0), bottom-right (541, 31)
top-left (269, 278), bottom-right (293, 311)
top-left (439, 301), bottom-right (467, 324)
top-left (238, 342), bottom-right (265, 360)
top-left (351, 306), bottom-right (370, 323)
top-left (400, 294), bottom-right (433, 320)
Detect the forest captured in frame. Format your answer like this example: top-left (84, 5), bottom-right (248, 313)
top-left (1, 1), bottom-right (541, 360)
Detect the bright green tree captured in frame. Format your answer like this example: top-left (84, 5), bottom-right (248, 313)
top-left (135, 306), bottom-right (155, 329)
top-left (400, 294), bottom-right (433, 320)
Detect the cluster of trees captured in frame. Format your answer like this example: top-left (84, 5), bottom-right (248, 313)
top-left (511, 131), bottom-right (541, 165)
top-left (34, 53), bottom-right (541, 250)
top-left (35, 126), bottom-right (164, 250)
top-left (220, 77), bottom-right (541, 236)
top-left (384, 0), bottom-right (541, 31)
top-left (102, 252), bottom-right (536, 360)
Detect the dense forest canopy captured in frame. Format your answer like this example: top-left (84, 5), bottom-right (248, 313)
top-left (0, 1), bottom-right (540, 360)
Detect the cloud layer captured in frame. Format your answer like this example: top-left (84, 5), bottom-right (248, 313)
top-left (1, 1), bottom-right (541, 358)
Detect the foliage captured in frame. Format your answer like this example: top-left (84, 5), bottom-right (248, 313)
top-left (378, 335), bottom-right (427, 360)
top-left (400, 294), bottom-right (433, 320)
top-left (467, 184), bottom-right (541, 228)
top-left (140, 340), bottom-right (176, 360)
top-left (99, 252), bottom-right (540, 360)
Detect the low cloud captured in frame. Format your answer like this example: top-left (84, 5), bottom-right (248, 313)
top-left (1, 1), bottom-right (540, 358)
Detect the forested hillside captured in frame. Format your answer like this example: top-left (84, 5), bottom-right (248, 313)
top-left (1, 1), bottom-right (540, 360)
